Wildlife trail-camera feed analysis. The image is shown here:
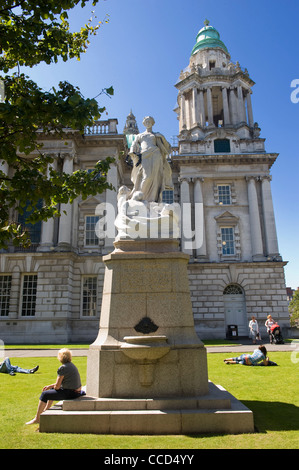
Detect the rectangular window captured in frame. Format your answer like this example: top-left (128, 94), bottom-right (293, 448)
top-left (214, 139), bottom-right (231, 153)
top-left (21, 275), bottom-right (37, 316)
top-left (218, 185), bottom-right (231, 205)
top-left (221, 227), bottom-right (235, 255)
top-left (0, 275), bottom-right (12, 316)
top-left (162, 190), bottom-right (174, 204)
top-left (17, 199), bottom-right (43, 245)
top-left (87, 168), bottom-right (102, 180)
top-left (82, 276), bottom-right (97, 317)
top-left (85, 216), bottom-right (99, 246)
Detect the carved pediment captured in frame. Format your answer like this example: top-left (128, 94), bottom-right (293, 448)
top-left (205, 129), bottom-right (238, 141)
top-left (214, 211), bottom-right (239, 225)
top-left (78, 195), bottom-right (104, 208)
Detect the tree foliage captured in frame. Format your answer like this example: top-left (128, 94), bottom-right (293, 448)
top-left (289, 290), bottom-right (299, 327)
top-left (0, 0), bottom-right (114, 249)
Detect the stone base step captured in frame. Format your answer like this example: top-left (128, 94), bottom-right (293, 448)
top-left (62, 382), bottom-right (232, 412)
top-left (40, 408), bottom-right (253, 435)
top-left (40, 388), bottom-right (254, 435)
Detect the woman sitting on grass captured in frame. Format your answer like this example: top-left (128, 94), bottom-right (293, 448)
top-left (224, 345), bottom-right (269, 366)
top-left (26, 348), bottom-right (83, 425)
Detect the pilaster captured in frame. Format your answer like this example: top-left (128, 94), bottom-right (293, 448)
top-left (38, 155), bottom-right (58, 252)
top-left (179, 177), bottom-right (192, 255)
top-left (193, 177), bottom-right (207, 259)
top-left (246, 176), bottom-right (264, 261)
top-left (260, 176), bottom-right (280, 259)
top-left (57, 153), bottom-right (74, 251)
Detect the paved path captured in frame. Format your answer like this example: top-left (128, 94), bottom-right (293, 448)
top-left (2, 340), bottom-right (296, 358)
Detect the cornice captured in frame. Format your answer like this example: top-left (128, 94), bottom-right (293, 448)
top-left (37, 131), bottom-right (127, 150)
top-left (172, 152), bottom-right (278, 167)
top-left (188, 260), bottom-right (288, 268)
top-left (78, 135), bottom-right (127, 149)
top-left (175, 70), bottom-right (255, 90)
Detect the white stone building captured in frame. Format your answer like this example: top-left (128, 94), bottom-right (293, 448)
top-left (0, 21), bottom-right (290, 343)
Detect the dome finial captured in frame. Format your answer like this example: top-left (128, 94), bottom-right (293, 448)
top-left (191, 20), bottom-right (229, 56)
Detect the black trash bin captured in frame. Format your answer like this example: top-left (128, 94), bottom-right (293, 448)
top-left (227, 324), bottom-right (238, 340)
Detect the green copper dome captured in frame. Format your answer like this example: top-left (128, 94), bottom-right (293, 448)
top-left (191, 20), bottom-right (228, 56)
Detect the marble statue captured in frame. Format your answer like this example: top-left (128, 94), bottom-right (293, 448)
top-left (128, 116), bottom-right (173, 203)
top-left (114, 116), bottom-right (180, 240)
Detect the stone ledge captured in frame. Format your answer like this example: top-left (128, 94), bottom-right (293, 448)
top-left (39, 382), bottom-right (254, 435)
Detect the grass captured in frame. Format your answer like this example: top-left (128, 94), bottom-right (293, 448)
top-left (1, 351), bottom-right (299, 449)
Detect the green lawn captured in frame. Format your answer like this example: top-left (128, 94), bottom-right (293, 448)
top-left (1, 351), bottom-right (298, 449)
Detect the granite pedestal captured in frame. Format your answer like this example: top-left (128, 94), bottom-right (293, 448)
top-left (40, 239), bottom-right (254, 434)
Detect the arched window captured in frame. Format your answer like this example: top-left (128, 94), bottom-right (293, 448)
top-left (223, 284), bottom-right (243, 295)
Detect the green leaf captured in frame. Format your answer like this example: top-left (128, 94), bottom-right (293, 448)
top-left (106, 86), bottom-right (114, 96)
top-left (0, 0), bottom-right (113, 249)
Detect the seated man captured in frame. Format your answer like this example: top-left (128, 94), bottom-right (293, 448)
top-left (224, 345), bottom-right (269, 366)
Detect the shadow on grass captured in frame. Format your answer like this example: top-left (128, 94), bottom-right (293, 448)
top-left (180, 401), bottom-right (299, 440)
top-left (242, 400), bottom-right (299, 432)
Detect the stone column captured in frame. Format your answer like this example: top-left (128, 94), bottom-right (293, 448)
top-left (206, 87), bottom-right (214, 127)
top-left (103, 163), bottom-right (118, 253)
top-left (198, 89), bottom-right (205, 127)
top-left (221, 87), bottom-right (231, 125)
top-left (185, 92), bottom-right (191, 129)
top-left (237, 85), bottom-right (246, 123)
top-left (246, 91), bottom-right (254, 127)
top-left (179, 93), bottom-right (187, 132)
top-left (193, 177), bottom-right (207, 259)
top-left (246, 176), bottom-right (264, 260)
top-left (38, 157), bottom-right (57, 252)
top-left (9, 267), bottom-right (21, 320)
top-left (192, 88), bottom-right (199, 126)
top-left (260, 176), bottom-right (280, 258)
top-left (179, 177), bottom-right (193, 255)
top-left (229, 87), bottom-right (238, 124)
top-left (58, 153), bottom-right (74, 250)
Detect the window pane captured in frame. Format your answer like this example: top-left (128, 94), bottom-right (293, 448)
top-left (218, 185), bottom-right (231, 205)
top-left (214, 139), bottom-right (231, 153)
top-left (85, 216), bottom-right (99, 246)
top-left (162, 190), bottom-right (174, 204)
top-left (224, 284), bottom-right (243, 295)
top-left (21, 275), bottom-right (37, 316)
top-left (0, 275), bottom-right (12, 316)
top-left (221, 227), bottom-right (235, 255)
top-left (82, 277), bottom-right (97, 316)
top-left (18, 199), bottom-right (42, 244)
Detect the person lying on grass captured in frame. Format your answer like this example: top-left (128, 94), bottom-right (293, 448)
top-left (26, 348), bottom-right (83, 425)
top-left (224, 345), bottom-right (269, 366)
top-left (0, 357), bottom-right (39, 375)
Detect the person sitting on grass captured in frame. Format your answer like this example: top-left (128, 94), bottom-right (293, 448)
top-left (26, 348), bottom-right (84, 425)
top-left (224, 345), bottom-right (269, 366)
top-left (0, 357), bottom-right (39, 375)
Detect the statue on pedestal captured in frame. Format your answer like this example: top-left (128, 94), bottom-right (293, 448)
top-left (128, 116), bottom-right (173, 203)
top-left (115, 116), bottom-right (180, 240)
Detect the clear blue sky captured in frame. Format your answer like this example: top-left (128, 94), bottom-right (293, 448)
top-left (24, 0), bottom-right (299, 288)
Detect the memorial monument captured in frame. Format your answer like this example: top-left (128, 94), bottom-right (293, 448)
top-left (40, 117), bottom-right (254, 434)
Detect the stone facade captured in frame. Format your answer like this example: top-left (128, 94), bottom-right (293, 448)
top-left (0, 22), bottom-right (290, 343)
top-left (0, 120), bottom-right (127, 344)
top-left (188, 262), bottom-right (289, 338)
